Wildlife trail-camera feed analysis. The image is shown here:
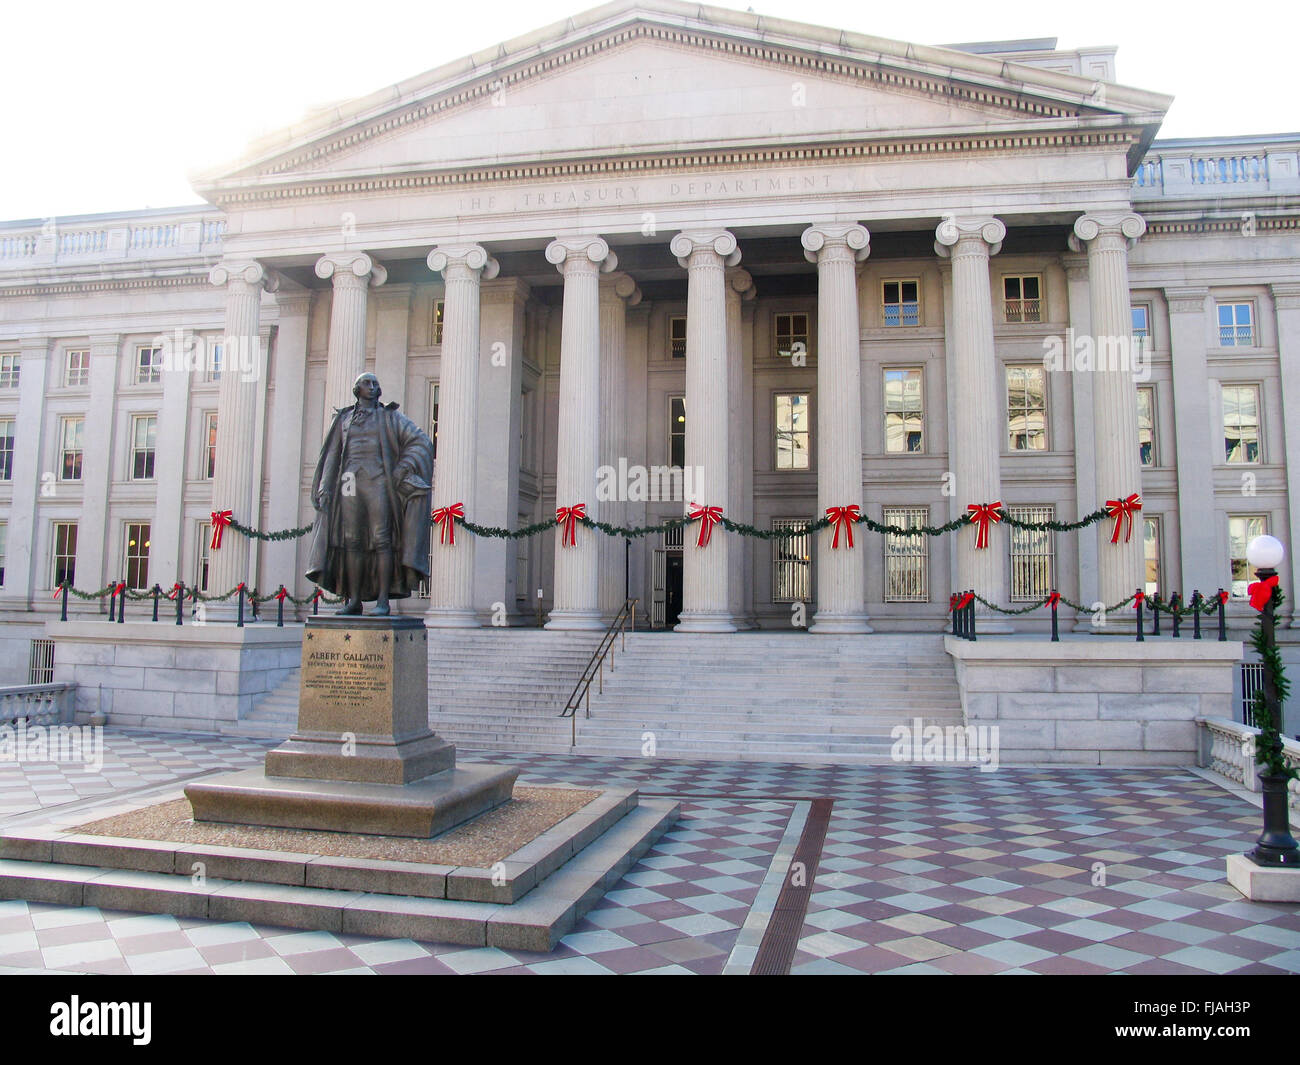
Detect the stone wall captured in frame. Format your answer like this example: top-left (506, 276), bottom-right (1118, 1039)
top-left (47, 620), bottom-right (302, 733)
top-left (946, 635), bottom-right (1243, 765)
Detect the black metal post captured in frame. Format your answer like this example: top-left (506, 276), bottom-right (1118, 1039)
top-left (1217, 589), bottom-right (1228, 641)
top-left (117, 583), bottom-right (125, 623)
top-left (312, 589), bottom-right (320, 616)
top-left (1170, 593), bottom-right (1181, 638)
top-left (107, 581), bottom-right (117, 622)
top-left (1248, 567), bottom-right (1300, 866)
top-left (1135, 590), bottom-right (1144, 641)
top-left (1050, 592), bottom-right (1059, 642)
top-left (277, 587), bottom-right (285, 627)
top-left (1192, 590), bottom-right (1202, 640)
top-left (151, 584), bottom-right (160, 622)
top-left (237, 584), bottom-right (245, 628)
top-left (967, 591), bottom-right (977, 642)
top-left (175, 582), bottom-right (184, 626)
top-left (250, 589), bottom-right (259, 622)
top-left (1151, 594), bottom-right (1161, 637)
top-left (624, 538), bottom-right (630, 603)
top-left (59, 582), bottom-right (68, 622)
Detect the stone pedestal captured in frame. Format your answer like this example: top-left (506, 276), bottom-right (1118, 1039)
top-left (186, 616), bottom-right (517, 838)
top-left (1226, 852), bottom-right (1300, 901)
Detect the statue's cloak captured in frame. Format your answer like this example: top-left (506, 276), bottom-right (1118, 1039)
top-left (305, 402), bottom-right (433, 601)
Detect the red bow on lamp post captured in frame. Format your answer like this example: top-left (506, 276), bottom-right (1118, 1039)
top-left (167, 582), bottom-right (183, 601)
top-left (1248, 574), bottom-right (1279, 612)
top-left (965, 502), bottom-right (1003, 550)
top-left (556, 504), bottom-right (586, 548)
top-left (1133, 590), bottom-right (1146, 610)
top-left (432, 503), bottom-right (464, 545)
top-left (688, 504), bottom-right (724, 548)
top-left (1046, 591), bottom-right (1061, 608)
top-left (210, 510), bottom-right (234, 550)
top-left (826, 505), bottom-right (860, 549)
top-left (1105, 493), bottom-right (1143, 544)
top-left (274, 586), bottom-right (288, 602)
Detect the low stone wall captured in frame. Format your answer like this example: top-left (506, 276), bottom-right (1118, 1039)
top-left (945, 635), bottom-right (1243, 765)
top-left (47, 621), bottom-right (302, 733)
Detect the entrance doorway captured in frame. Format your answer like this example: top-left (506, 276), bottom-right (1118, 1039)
top-left (651, 526), bottom-right (685, 629)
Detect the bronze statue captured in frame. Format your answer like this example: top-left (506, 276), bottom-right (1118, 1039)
top-left (306, 372), bottom-right (434, 615)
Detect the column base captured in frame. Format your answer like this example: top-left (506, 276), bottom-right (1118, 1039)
top-left (675, 611), bottom-right (737, 633)
top-left (424, 608), bottom-right (481, 629)
top-left (809, 612), bottom-right (873, 634)
top-left (546, 610), bottom-right (606, 631)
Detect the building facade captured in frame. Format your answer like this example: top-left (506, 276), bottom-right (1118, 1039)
top-left (1, 3), bottom-right (1298, 680)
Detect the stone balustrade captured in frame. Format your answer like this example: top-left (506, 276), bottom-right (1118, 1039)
top-left (1196, 716), bottom-right (1300, 810)
top-left (0, 684), bottom-right (74, 726)
top-left (0, 208), bottom-right (225, 268)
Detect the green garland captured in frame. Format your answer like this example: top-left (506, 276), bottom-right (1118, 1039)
top-left (972, 592), bottom-right (1138, 616)
top-left (53, 580), bottom-right (342, 607)
top-left (229, 517), bottom-right (315, 542)
top-left (1249, 584), bottom-right (1297, 780)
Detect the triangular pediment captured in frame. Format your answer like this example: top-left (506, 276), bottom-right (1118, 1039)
top-left (194, 1), bottom-right (1170, 202)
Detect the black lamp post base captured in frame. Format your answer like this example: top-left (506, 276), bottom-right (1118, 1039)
top-left (1249, 772), bottom-right (1300, 867)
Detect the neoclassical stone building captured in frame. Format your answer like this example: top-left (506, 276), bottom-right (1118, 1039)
top-left (2, 1), bottom-right (1298, 677)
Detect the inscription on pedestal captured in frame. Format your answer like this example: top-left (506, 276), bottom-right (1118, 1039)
top-left (301, 627), bottom-right (394, 735)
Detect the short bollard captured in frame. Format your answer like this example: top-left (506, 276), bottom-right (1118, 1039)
top-left (1192, 590), bottom-right (1202, 640)
top-left (174, 582), bottom-right (185, 626)
top-left (1217, 588), bottom-right (1228, 641)
top-left (1171, 592), bottom-right (1181, 638)
top-left (1134, 590), bottom-right (1144, 641)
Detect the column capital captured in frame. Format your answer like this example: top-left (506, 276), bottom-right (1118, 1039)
top-left (670, 230), bottom-right (740, 269)
top-left (1164, 286), bottom-right (1209, 315)
top-left (600, 271), bottom-right (642, 306)
top-left (315, 251), bottom-right (387, 287)
top-left (935, 216), bottom-right (1005, 256)
top-left (801, 223), bottom-right (870, 264)
top-left (209, 259), bottom-right (279, 292)
top-left (428, 243), bottom-right (499, 279)
top-left (726, 267), bottom-right (756, 301)
top-left (546, 236), bottom-right (616, 274)
top-left (1069, 211), bottom-right (1146, 251)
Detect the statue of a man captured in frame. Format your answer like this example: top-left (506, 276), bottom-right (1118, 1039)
top-left (306, 372), bottom-right (434, 615)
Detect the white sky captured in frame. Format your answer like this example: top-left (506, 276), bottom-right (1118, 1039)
top-left (2, 0), bottom-right (1296, 221)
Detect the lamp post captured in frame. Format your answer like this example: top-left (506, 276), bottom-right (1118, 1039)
top-left (1245, 534), bottom-right (1300, 867)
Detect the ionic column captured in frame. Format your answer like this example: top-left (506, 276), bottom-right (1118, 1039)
top-left (1071, 212), bottom-right (1148, 613)
top-left (1270, 283), bottom-right (1300, 623)
top-left (803, 224), bottom-right (871, 633)
top-left (315, 252), bottom-right (387, 432)
top-left (670, 230), bottom-right (739, 632)
top-left (726, 268), bottom-right (757, 629)
top-left (546, 236), bottom-right (615, 630)
top-left (598, 272), bottom-right (641, 616)
top-left (936, 217), bottom-right (1010, 627)
top-left (426, 244), bottom-right (498, 627)
top-left (0, 337), bottom-right (50, 609)
top-left (208, 261), bottom-right (277, 615)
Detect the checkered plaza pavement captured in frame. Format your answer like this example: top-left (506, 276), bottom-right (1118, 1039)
top-left (0, 730), bottom-right (1296, 975)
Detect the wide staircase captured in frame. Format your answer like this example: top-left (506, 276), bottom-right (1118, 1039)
top-left (571, 632), bottom-right (964, 764)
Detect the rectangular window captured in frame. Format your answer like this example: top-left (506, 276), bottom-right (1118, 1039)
top-left (884, 368), bottom-right (924, 453)
top-left (196, 522), bottom-right (211, 592)
top-left (205, 341), bottom-right (223, 383)
top-left (0, 417), bottom-right (13, 480)
top-left (882, 280), bottom-right (920, 327)
top-left (668, 316), bottom-right (686, 359)
top-left (1007, 366), bottom-right (1048, 451)
top-left (432, 299), bottom-right (444, 345)
top-left (1217, 302), bottom-right (1254, 347)
top-left (1137, 386), bottom-right (1156, 467)
top-left (59, 416), bottom-right (85, 481)
top-left (0, 521), bottom-right (6, 586)
top-left (883, 506), bottom-right (929, 602)
top-left (1229, 515), bottom-right (1268, 599)
top-left (131, 414), bottom-right (157, 479)
top-left (774, 313), bottom-right (809, 361)
top-left (1131, 305), bottom-right (1151, 339)
top-left (1144, 516), bottom-right (1161, 597)
top-left (124, 522), bottom-right (151, 590)
top-left (1222, 384), bottom-right (1260, 463)
top-left (771, 519), bottom-right (811, 603)
top-left (203, 412), bottom-right (218, 479)
top-left (1004, 276), bottom-right (1042, 323)
top-left (135, 345), bottom-right (162, 384)
top-left (0, 354), bottom-right (19, 389)
top-left (774, 393), bottom-right (810, 470)
top-left (429, 382), bottom-right (439, 461)
top-left (52, 522), bottom-right (77, 588)
top-left (516, 535), bottom-right (530, 604)
top-left (1008, 504), bottom-right (1055, 601)
top-left (65, 349), bottom-right (90, 387)
top-left (669, 395), bottom-right (685, 468)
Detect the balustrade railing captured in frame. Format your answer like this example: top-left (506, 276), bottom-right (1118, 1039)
top-left (1197, 716), bottom-right (1300, 810)
top-left (0, 683), bottom-right (74, 726)
top-left (0, 210), bottom-right (225, 267)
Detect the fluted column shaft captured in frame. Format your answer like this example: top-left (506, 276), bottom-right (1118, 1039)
top-left (207, 261), bottom-right (275, 612)
top-left (672, 231), bottom-right (738, 632)
top-left (937, 218), bottom-right (1009, 614)
top-left (1073, 212), bottom-right (1147, 611)
top-left (803, 224), bottom-right (871, 633)
top-left (316, 252), bottom-right (387, 431)
top-left (597, 273), bottom-right (640, 615)
top-left (426, 244), bottom-right (498, 626)
top-left (726, 268), bottom-right (756, 628)
top-left (547, 236), bottom-right (615, 630)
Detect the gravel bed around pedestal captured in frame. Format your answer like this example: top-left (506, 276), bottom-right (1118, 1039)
top-left (74, 786), bottom-right (601, 867)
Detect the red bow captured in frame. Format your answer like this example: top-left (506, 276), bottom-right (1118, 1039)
top-left (1248, 574), bottom-right (1279, 612)
top-left (956, 592), bottom-right (974, 611)
top-left (826, 505), bottom-right (860, 549)
top-left (115, 582), bottom-right (126, 596)
top-left (1133, 590), bottom-right (1145, 609)
top-left (556, 504), bottom-right (586, 548)
top-left (210, 510), bottom-right (233, 549)
top-left (1047, 591), bottom-right (1061, 608)
top-left (948, 593), bottom-right (959, 613)
top-left (166, 582), bottom-right (182, 600)
top-left (275, 586), bottom-right (288, 601)
top-left (966, 502), bottom-right (1003, 550)
top-left (1105, 493), bottom-right (1142, 544)
top-left (689, 504), bottom-right (724, 548)
top-left (1218, 590), bottom-right (1229, 606)
top-left (312, 589), bottom-right (323, 603)
top-left (52, 585), bottom-right (65, 600)
top-left (433, 503), bottom-right (464, 546)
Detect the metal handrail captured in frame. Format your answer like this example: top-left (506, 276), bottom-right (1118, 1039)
top-left (559, 598), bottom-right (637, 745)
